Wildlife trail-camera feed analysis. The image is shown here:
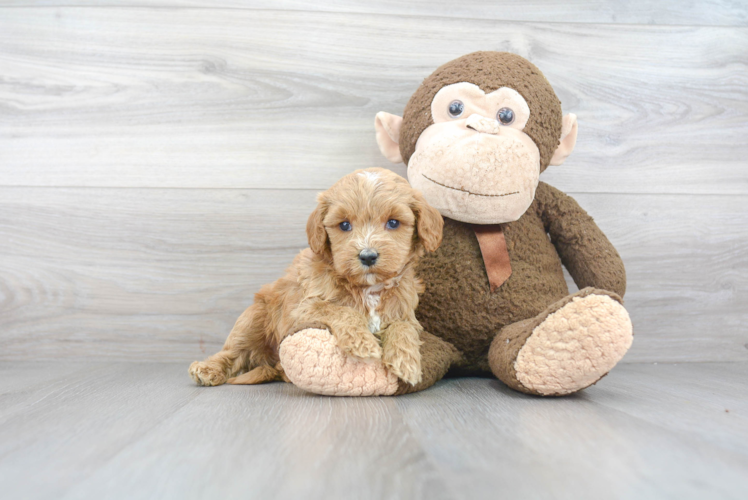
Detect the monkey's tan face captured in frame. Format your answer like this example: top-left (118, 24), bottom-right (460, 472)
top-left (407, 83), bottom-right (540, 225)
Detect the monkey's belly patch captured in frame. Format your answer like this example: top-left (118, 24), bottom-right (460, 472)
top-left (514, 294), bottom-right (633, 396)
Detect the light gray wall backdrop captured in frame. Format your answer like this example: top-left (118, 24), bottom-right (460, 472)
top-left (1, 1), bottom-right (746, 363)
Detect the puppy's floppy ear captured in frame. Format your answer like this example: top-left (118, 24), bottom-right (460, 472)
top-left (306, 194), bottom-right (330, 255)
top-left (412, 190), bottom-right (443, 253)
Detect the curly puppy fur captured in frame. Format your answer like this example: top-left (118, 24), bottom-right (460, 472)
top-left (189, 168), bottom-right (443, 387)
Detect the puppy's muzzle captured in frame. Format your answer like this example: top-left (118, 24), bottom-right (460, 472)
top-left (358, 248), bottom-right (378, 267)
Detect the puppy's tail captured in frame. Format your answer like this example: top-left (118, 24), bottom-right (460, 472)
top-left (227, 363), bottom-right (289, 385)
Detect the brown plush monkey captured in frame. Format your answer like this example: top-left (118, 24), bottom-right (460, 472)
top-left (278, 52), bottom-right (633, 396)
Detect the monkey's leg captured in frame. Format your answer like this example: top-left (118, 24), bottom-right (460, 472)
top-left (488, 287), bottom-right (633, 396)
top-left (278, 328), bottom-right (459, 396)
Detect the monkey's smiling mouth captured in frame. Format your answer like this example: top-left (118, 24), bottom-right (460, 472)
top-left (422, 174), bottom-right (519, 198)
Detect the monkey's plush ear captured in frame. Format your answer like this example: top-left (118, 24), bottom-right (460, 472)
top-left (375, 112), bottom-right (404, 164)
top-left (306, 196), bottom-right (330, 256)
top-left (412, 190), bottom-right (444, 253)
top-left (550, 113), bottom-right (578, 166)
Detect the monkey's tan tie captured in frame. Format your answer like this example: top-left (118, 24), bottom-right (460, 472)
top-left (472, 224), bottom-right (512, 292)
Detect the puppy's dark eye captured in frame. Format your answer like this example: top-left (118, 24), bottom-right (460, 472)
top-left (448, 100), bottom-right (464, 118)
top-left (497, 107), bottom-right (515, 125)
top-left (386, 219), bottom-right (400, 230)
top-left (339, 221), bottom-right (352, 232)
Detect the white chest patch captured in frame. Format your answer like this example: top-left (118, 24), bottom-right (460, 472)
top-left (368, 312), bottom-right (381, 335)
top-left (364, 287), bottom-right (382, 334)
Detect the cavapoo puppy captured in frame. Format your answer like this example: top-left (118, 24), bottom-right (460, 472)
top-left (189, 168), bottom-right (443, 387)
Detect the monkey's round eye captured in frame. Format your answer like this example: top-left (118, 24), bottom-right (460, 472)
top-left (448, 100), bottom-right (464, 118)
top-left (386, 219), bottom-right (400, 230)
top-left (339, 221), bottom-right (352, 232)
top-left (497, 107), bottom-right (515, 125)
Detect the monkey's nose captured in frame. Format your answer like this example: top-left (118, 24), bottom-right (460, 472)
top-left (465, 113), bottom-right (500, 134)
top-left (359, 249), bottom-right (378, 267)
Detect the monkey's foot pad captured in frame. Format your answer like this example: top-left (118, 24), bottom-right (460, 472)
top-left (279, 328), bottom-right (398, 396)
top-left (515, 294), bottom-right (633, 396)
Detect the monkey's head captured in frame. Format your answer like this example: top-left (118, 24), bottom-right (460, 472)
top-left (375, 51), bottom-right (578, 225)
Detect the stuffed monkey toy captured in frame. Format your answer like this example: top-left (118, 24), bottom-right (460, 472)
top-left (278, 51), bottom-right (633, 396)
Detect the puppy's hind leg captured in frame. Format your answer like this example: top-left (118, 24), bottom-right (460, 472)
top-left (228, 363), bottom-right (289, 385)
top-left (189, 304), bottom-right (263, 386)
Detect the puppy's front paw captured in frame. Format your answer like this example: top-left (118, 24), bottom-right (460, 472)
top-left (336, 329), bottom-right (382, 360)
top-left (383, 345), bottom-right (422, 386)
top-left (189, 361), bottom-right (227, 386)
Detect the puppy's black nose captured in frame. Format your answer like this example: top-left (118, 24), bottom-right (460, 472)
top-left (359, 249), bottom-right (378, 267)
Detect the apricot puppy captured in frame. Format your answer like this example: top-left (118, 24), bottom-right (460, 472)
top-left (189, 168), bottom-right (443, 388)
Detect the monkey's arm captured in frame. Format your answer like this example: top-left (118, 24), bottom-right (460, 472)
top-left (536, 182), bottom-right (626, 297)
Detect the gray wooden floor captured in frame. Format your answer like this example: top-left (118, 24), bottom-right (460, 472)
top-left (1, 362), bottom-right (746, 499)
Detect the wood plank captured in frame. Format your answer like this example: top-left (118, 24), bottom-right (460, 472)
top-left (1, 187), bottom-right (746, 363)
top-left (60, 368), bottom-right (450, 500)
top-left (0, 187), bottom-right (320, 361)
top-left (0, 362), bottom-right (100, 419)
top-left (588, 362), bottom-right (748, 458)
top-left (0, 360), bottom-right (90, 393)
top-left (0, 9), bottom-right (746, 194)
top-left (396, 365), bottom-right (748, 499)
top-left (0, 363), bottom-right (203, 500)
top-left (2, 362), bottom-right (747, 499)
top-left (0, 2), bottom-right (745, 27)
